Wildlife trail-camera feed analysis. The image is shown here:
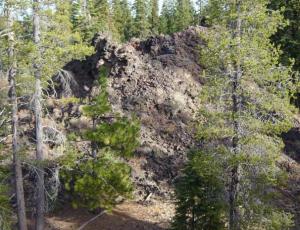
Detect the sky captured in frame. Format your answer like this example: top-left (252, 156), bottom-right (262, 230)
top-left (128, 0), bottom-right (199, 13)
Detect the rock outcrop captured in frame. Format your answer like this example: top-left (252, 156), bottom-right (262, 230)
top-left (51, 26), bottom-right (206, 198)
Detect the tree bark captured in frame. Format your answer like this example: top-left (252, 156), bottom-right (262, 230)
top-left (7, 6), bottom-right (28, 230)
top-left (229, 1), bottom-right (242, 230)
top-left (91, 118), bottom-right (97, 157)
top-left (83, 0), bottom-right (87, 16)
top-left (82, 0), bottom-right (91, 22)
top-left (33, 1), bottom-right (45, 229)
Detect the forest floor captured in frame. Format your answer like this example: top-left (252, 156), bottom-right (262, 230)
top-left (40, 154), bottom-right (300, 230)
top-left (36, 199), bottom-right (174, 230)
top-left (25, 153), bottom-right (300, 230)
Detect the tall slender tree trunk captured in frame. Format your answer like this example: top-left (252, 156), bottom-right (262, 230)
top-left (91, 118), bottom-right (97, 157)
top-left (229, 1), bottom-right (242, 230)
top-left (82, 0), bottom-right (87, 16)
top-left (197, 0), bottom-right (203, 25)
top-left (0, 60), bottom-right (4, 79)
top-left (33, 1), bottom-right (45, 229)
top-left (82, 0), bottom-right (91, 22)
top-left (7, 6), bottom-right (28, 230)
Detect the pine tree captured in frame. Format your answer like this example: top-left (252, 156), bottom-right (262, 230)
top-left (159, 0), bottom-right (176, 34)
top-left (174, 0), bottom-right (194, 31)
top-left (29, 1), bottom-right (93, 228)
top-left (173, 0), bottom-right (297, 229)
top-left (71, 0), bottom-right (112, 42)
top-left (112, 0), bottom-right (134, 41)
top-left (89, 0), bottom-right (110, 33)
top-left (0, 4), bottom-right (15, 229)
top-left (149, 0), bottom-right (159, 34)
top-left (120, 0), bottom-right (134, 41)
top-left (0, 162), bottom-right (12, 230)
top-left (70, 0), bottom-right (82, 31)
top-left (70, 0), bottom-right (91, 39)
top-left (32, 1), bottom-right (45, 228)
top-left (6, 2), bottom-right (28, 229)
top-left (195, 0), bottom-right (206, 25)
top-left (268, 0), bottom-right (300, 108)
top-left (83, 66), bottom-right (140, 158)
top-left (60, 66), bottom-right (140, 211)
top-left (38, 0), bottom-right (93, 75)
top-left (61, 148), bottom-right (134, 210)
top-left (112, 0), bottom-right (124, 41)
top-left (269, 0), bottom-right (300, 71)
top-left (172, 151), bottom-right (225, 230)
top-left (133, 0), bottom-right (150, 38)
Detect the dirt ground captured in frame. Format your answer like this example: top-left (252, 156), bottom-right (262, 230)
top-left (24, 153), bottom-right (300, 230)
top-left (34, 200), bottom-right (174, 230)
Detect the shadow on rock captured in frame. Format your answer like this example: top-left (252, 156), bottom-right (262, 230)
top-left (282, 128), bottom-right (300, 162)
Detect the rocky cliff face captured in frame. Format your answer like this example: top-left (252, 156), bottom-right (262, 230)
top-left (50, 26), bottom-right (206, 198)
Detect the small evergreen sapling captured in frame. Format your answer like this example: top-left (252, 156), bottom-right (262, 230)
top-left (0, 157), bottom-right (12, 230)
top-left (172, 150), bottom-right (225, 230)
top-left (60, 66), bottom-right (140, 211)
top-left (60, 148), bottom-right (134, 210)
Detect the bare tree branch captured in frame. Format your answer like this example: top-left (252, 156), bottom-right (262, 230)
top-left (77, 210), bottom-right (107, 230)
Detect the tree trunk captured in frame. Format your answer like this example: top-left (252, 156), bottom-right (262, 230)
top-left (197, 0), bottom-right (203, 25)
top-left (82, 0), bottom-right (87, 16)
top-left (229, 67), bottom-right (241, 230)
top-left (82, 0), bottom-right (91, 22)
top-left (229, 1), bottom-right (242, 230)
top-left (7, 6), bottom-right (28, 230)
top-left (33, 1), bottom-right (45, 229)
top-left (91, 118), bottom-right (97, 157)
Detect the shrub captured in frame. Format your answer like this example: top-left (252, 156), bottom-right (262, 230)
top-left (60, 150), bottom-right (133, 211)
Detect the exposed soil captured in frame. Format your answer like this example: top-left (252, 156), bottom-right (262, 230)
top-left (32, 200), bottom-right (174, 230)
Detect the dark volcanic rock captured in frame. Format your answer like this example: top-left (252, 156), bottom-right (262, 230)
top-left (53, 26), bottom-right (206, 197)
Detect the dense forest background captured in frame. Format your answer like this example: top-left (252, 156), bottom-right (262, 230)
top-left (0, 0), bottom-right (299, 229)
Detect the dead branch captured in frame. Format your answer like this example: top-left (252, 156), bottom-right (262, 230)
top-left (0, 137), bottom-right (7, 144)
top-left (77, 210), bottom-right (107, 230)
top-left (0, 29), bottom-right (11, 37)
top-left (54, 69), bottom-right (78, 97)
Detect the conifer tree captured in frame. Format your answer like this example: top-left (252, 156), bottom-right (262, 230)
top-left (120, 0), bottom-right (134, 41)
top-left (269, 0), bottom-right (300, 71)
top-left (30, 1), bottom-right (93, 228)
top-left (82, 66), bottom-right (140, 158)
top-left (173, 0), bottom-right (297, 229)
top-left (174, 0), bottom-right (194, 31)
top-left (0, 163), bottom-right (12, 230)
top-left (70, 0), bottom-right (82, 31)
top-left (71, 0), bottom-right (112, 42)
top-left (268, 0), bottom-right (300, 108)
top-left (0, 2), bottom-right (23, 229)
top-left (149, 0), bottom-right (159, 34)
top-left (5, 2), bottom-right (28, 229)
top-left (159, 0), bottom-right (176, 34)
top-left (0, 75), bottom-right (11, 230)
top-left (60, 66), bottom-right (140, 211)
top-left (32, 1), bottom-right (45, 228)
top-left (133, 0), bottom-right (150, 38)
top-left (112, 0), bottom-right (125, 41)
top-left (70, 0), bottom-right (91, 39)
top-left (112, 0), bottom-right (134, 41)
top-left (89, 0), bottom-right (110, 34)
top-left (172, 151), bottom-right (225, 230)
top-left (195, 0), bottom-right (206, 25)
